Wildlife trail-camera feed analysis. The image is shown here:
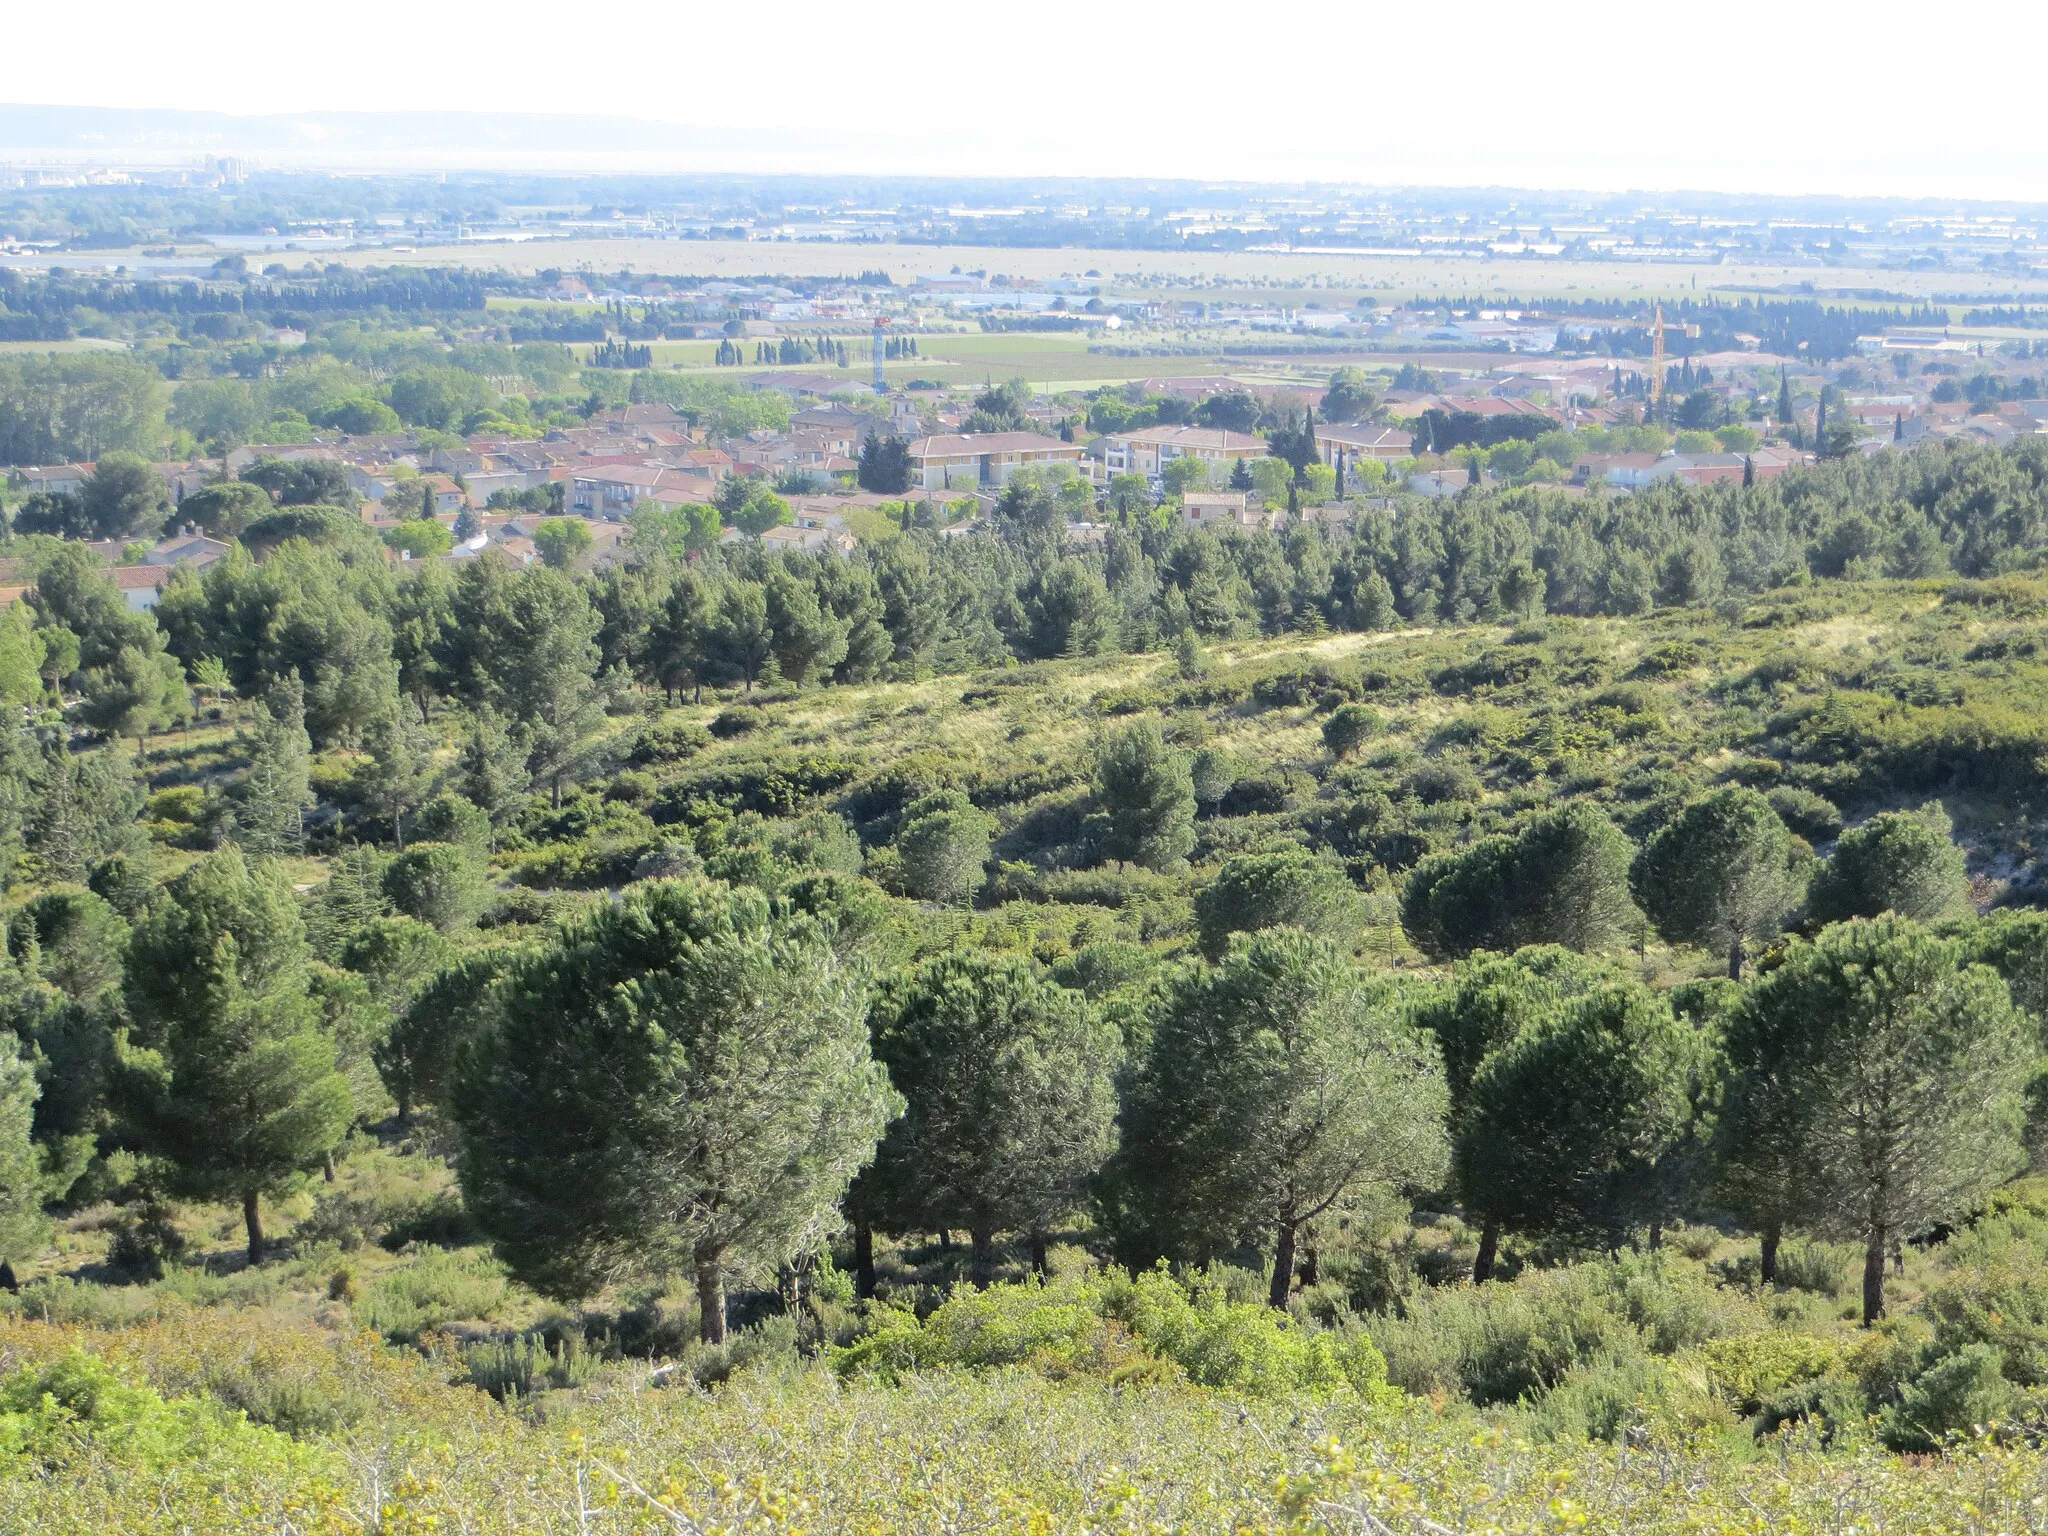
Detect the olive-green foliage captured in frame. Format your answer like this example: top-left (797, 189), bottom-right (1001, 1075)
top-left (8, 886), bottom-right (126, 1001)
top-left (1091, 721), bottom-right (1195, 872)
top-left (1320, 703), bottom-right (1379, 759)
top-left (894, 791), bottom-right (992, 905)
top-left (1112, 930), bottom-right (1447, 1284)
top-left (117, 849), bottom-right (352, 1257)
top-left (1193, 848), bottom-right (1364, 960)
top-left (1402, 802), bottom-right (1638, 960)
top-left (1726, 916), bottom-right (2032, 1321)
top-left (835, 1267), bottom-right (1395, 1400)
top-left (381, 843), bottom-right (489, 933)
top-left (1766, 785), bottom-right (1844, 843)
top-left (1807, 804), bottom-right (1971, 926)
top-left (864, 950), bottom-right (1120, 1264)
top-left (1375, 1253), bottom-right (1746, 1409)
top-left (1456, 981), bottom-right (1712, 1250)
top-left (1632, 787), bottom-right (1810, 974)
top-left (0, 1348), bottom-right (302, 1471)
top-left (374, 942), bottom-right (531, 1121)
top-left (352, 1247), bottom-right (512, 1342)
top-left (449, 879), bottom-right (899, 1332)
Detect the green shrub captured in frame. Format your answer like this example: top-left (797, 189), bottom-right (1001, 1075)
top-left (1883, 1343), bottom-right (2018, 1451)
top-left (623, 720), bottom-right (708, 766)
top-left (833, 1270), bottom-right (1392, 1400)
top-left (1696, 1330), bottom-right (1845, 1417)
top-left (1525, 1355), bottom-right (1733, 1443)
top-left (1775, 1241), bottom-right (1856, 1298)
top-left (353, 1247), bottom-right (511, 1341)
top-left (0, 1350), bottom-right (300, 1469)
top-left (835, 1284), bottom-right (1107, 1378)
top-left (1116, 1269), bottom-right (1393, 1399)
top-left (709, 706), bottom-right (766, 739)
top-left (461, 1329), bottom-right (604, 1400)
top-left (1375, 1265), bottom-right (1639, 1406)
top-left (1766, 786), bottom-right (1843, 842)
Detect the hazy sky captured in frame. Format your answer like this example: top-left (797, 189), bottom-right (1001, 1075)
top-left (19, 0), bottom-right (2048, 201)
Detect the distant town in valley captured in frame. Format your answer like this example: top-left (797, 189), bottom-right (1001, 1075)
top-left (6, 163), bottom-right (2048, 589)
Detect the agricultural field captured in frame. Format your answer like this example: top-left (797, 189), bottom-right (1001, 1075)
top-left (323, 236), bottom-right (2046, 308)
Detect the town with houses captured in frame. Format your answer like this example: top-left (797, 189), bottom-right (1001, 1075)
top-left (5, 268), bottom-right (2041, 603)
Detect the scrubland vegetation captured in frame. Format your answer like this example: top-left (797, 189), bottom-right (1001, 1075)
top-left (10, 439), bottom-right (2048, 1527)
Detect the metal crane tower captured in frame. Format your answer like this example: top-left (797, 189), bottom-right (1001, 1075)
top-left (1649, 304), bottom-right (1666, 405)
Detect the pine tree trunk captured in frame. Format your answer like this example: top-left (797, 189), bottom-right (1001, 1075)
top-left (1862, 1226), bottom-right (1887, 1326)
top-left (1268, 1220), bottom-right (1296, 1309)
top-left (392, 810), bottom-right (404, 852)
top-left (1760, 1221), bottom-right (1781, 1286)
top-left (1473, 1221), bottom-right (1500, 1284)
top-left (853, 1222), bottom-right (875, 1299)
top-left (243, 1190), bottom-right (264, 1266)
top-left (1727, 933), bottom-right (1746, 981)
top-left (696, 1248), bottom-right (727, 1344)
top-left (970, 1225), bottom-right (995, 1289)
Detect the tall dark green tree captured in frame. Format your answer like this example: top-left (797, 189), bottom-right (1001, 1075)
top-left (1409, 946), bottom-right (1615, 1279)
top-left (1113, 930), bottom-right (1447, 1306)
top-left (357, 690), bottom-right (437, 849)
top-left (1404, 803), bottom-right (1638, 960)
top-left (1456, 980), bottom-right (1712, 1256)
top-left (497, 568), bottom-right (603, 806)
top-left (1091, 720), bottom-right (1196, 872)
top-left (231, 674), bottom-right (313, 856)
top-left (374, 941), bottom-right (531, 1126)
top-left (449, 880), bottom-right (898, 1342)
top-left (1194, 848), bottom-right (1364, 961)
top-left (1806, 804), bottom-right (1971, 927)
top-left (857, 432), bottom-right (914, 495)
top-left (1631, 788), bottom-right (1809, 977)
top-left (119, 850), bottom-right (352, 1263)
top-left (1725, 916), bottom-right (2031, 1323)
top-left (0, 1032), bottom-right (47, 1273)
top-left (866, 951), bottom-right (1120, 1285)
top-left (894, 790), bottom-right (992, 906)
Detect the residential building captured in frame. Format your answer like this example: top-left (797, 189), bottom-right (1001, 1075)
top-left (1099, 425), bottom-right (1267, 480)
top-left (12, 463), bottom-right (91, 497)
top-left (1312, 424), bottom-right (1413, 465)
top-left (111, 565), bottom-right (169, 612)
top-left (569, 464), bottom-right (714, 515)
top-left (905, 431), bottom-right (1082, 490)
top-left (1180, 491), bottom-right (1275, 530)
